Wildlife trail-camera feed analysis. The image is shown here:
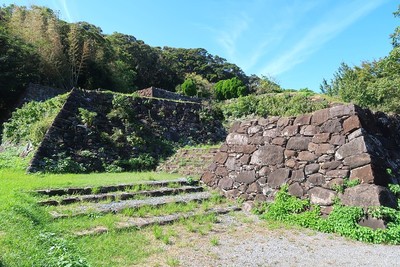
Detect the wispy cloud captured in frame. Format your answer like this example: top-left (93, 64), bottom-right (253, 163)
top-left (54, 0), bottom-right (73, 22)
top-left (216, 13), bottom-right (251, 57)
top-left (259, 0), bottom-right (387, 76)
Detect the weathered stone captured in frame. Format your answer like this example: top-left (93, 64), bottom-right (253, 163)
top-left (225, 189), bottom-right (239, 199)
top-left (311, 108), bottom-right (329, 125)
top-left (285, 159), bottom-right (297, 168)
top-left (350, 164), bottom-right (374, 184)
top-left (236, 170), bottom-right (257, 184)
top-left (258, 118), bottom-right (269, 126)
top-left (259, 166), bottom-right (271, 177)
top-left (329, 104), bottom-right (356, 118)
top-left (343, 115), bottom-right (361, 134)
top-left (215, 166), bottom-right (229, 177)
top-left (287, 137), bottom-right (312, 151)
top-left (239, 154), bottom-right (250, 165)
top-left (247, 182), bottom-right (262, 193)
top-left (312, 133), bottom-right (330, 143)
top-left (343, 153), bottom-right (371, 169)
top-left (284, 149), bottom-right (296, 158)
top-left (318, 154), bottom-right (333, 162)
top-left (250, 145), bottom-right (285, 165)
top-left (297, 151), bottom-right (317, 161)
top-left (320, 119), bottom-right (342, 133)
top-left (335, 136), bottom-right (367, 160)
top-left (291, 169), bottom-right (305, 182)
top-left (218, 177), bottom-right (234, 190)
top-left (267, 168), bottom-right (290, 188)
top-left (282, 125), bottom-right (298, 136)
top-left (271, 137), bottom-right (286, 146)
top-left (294, 114), bottom-right (312, 125)
top-left (288, 182), bottom-right (304, 197)
top-left (219, 144), bottom-right (229, 152)
top-left (215, 152), bottom-right (228, 164)
top-left (277, 117), bottom-right (291, 128)
top-left (348, 128), bottom-right (365, 141)
top-left (305, 163), bottom-right (320, 175)
top-left (326, 169), bottom-right (349, 179)
top-left (358, 216), bottom-right (387, 230)
top-left (226, 133), bottom-right (249, 145)
top-left (254, 194), bottom-right (267, 202)
top-left (318, 144), bottom-right (335, 155)
top-left (329, 134), bottom-right (345, 145)
top-left (321, 161), bottom-right (341, 170)
top-left (241, 201), bottom-right (255, 212)
top-left (301, 125), bottom-right (317, 136)
top-left (247, 125), bottom-right (262, 135)
top-left (208, 163), bottom-right (217, 172)
top-left (249, 136), bottom-right (268, 145)
top-left (308, 173), bottom-right (325, 185)
top-left (263, 129), bottom-right (280, 138)
top-left (340, 184), bottom-right (397, 208)
top-left (309, 187), bottom-right (336, 206)
top-left (308, 142), bottom-right (318, 152)
top-left (225, 157), bottom-right (236, 170)
top-left (201, 171), bottom-right (215, 185)
top-left (235, 145), bottom-right (256, 154)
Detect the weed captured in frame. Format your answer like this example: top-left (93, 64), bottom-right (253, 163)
top-left (166, 257), bottom-right (180, 266)
top-left (210, 236), bottom-right (219, 246)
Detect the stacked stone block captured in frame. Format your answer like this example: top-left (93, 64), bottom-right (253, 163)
top-left (202, 104), bottom-right (400, 209)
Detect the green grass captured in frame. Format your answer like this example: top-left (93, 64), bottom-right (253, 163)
top-left (0, 168), bottom-right (181, 266)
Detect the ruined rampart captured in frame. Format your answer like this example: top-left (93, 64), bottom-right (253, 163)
top-left (202, 104), bottom-right (400, 210)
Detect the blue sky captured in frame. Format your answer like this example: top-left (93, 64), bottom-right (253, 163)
top-left (2, 0), bottom-right (398, 91)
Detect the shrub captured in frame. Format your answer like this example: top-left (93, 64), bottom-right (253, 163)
top-left (214, 77), bottom-right (247, 100)
top-left (2, 93), bottom-right (68, 145)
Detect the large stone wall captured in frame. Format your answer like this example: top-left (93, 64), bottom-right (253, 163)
top-left (28, 89), bottom-right (225, 172)
top-left (202, 104), bottom-right (400, 210)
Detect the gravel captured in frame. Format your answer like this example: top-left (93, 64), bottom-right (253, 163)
top-left (144, 211), bottom-right (400, 267)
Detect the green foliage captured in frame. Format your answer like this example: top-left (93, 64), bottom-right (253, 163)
top-left (44, 152), bottom-right (88, 173)
top-left (78, 108), bottom-right (97, 127)
top-left (0, 146), bottom-right (32, 170)
top-left (321, 8), bottom-right (400, 113)
top-left (220, 92), bottom-right (329, 119)
top-left (214, 77), bottom-right (247, 100)
top-left (260, 185), bottom-right (400, 244)
top-left (388, 184), bottom-right (400, 198)
top-left (3, 93), bottom-right (68, 145)
top-left (180, 78), bottom-right (197, 96)
top-left (115, 154), bottom-right (156, 172)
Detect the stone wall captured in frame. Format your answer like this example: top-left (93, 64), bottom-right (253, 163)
top-left (17, 83), bottom-right (69, 106)
top-left (202, 104), bottom-right (400, 210)
top-left (137, 87), bottom-right (202, 103)
top-left (28, 89), bottom-right (225, 172)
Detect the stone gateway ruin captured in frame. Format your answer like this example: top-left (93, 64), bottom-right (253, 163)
top-left (202, 104), bottom-right (400, 211)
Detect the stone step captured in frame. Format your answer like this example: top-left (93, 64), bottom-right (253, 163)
top-left (74, 205), bottom-right (241, 236)
top-left (38, 185), bottom-right (204, 206)
top-left (50, 191), bottom-right (212, 219)
top-left (35, 178), bottom-right (197, 197)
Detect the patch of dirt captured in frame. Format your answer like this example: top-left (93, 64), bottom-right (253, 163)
top-left (141, 211), bottom-right (400, 267)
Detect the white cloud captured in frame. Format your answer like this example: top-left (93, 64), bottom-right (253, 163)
top-left (216, 13), bottom-right (251, 57)
top-left (258, 0), bottom-right (388, 76)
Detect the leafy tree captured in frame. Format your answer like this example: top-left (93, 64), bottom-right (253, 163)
top-left (180, 78), bottom-right (197, 96)
top-left (320, 5), bottom-right (400, 113)
top-left (214, 77), bottom-right (247, 100)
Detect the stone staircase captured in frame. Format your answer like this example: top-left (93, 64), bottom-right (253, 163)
top-left (34, 178), bottom-right (240, 236)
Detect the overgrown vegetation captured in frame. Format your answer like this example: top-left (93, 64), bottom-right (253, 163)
top-left (255, 184), bottom-right (400, 244)
top-left (2, 93), bottom-right (68, 145)
top-left (219, 92), bottom-right (331, 120)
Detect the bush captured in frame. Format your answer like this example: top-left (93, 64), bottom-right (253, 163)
top-left (180, 78), bottom-right (197, 96)
top-left (214, 77), bottom-right (247, 100)
top-left (2, 94), bottom-right (68, 145)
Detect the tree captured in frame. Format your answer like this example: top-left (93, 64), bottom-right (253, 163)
top-left (214, 77), bottom-right (247, 100)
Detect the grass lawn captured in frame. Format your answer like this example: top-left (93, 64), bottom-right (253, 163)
top-left (0, 168), bottom-right (186, 266)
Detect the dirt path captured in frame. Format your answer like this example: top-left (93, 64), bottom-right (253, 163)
top-left (143, 211), bottom-right (400, 267)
